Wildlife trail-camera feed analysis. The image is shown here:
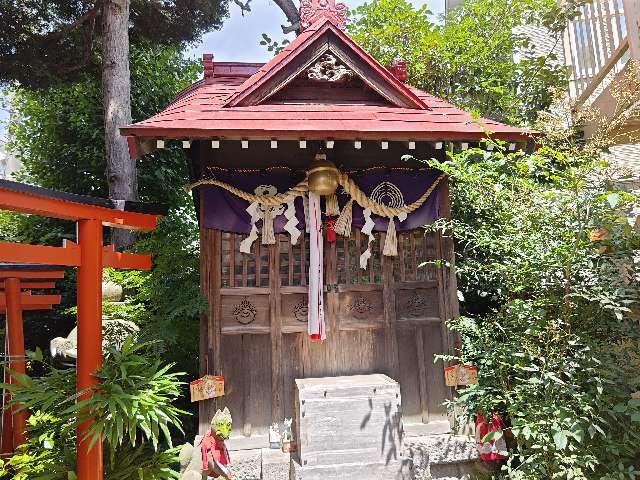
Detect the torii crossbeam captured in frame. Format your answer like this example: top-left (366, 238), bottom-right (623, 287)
top-left (0, 180), bottom-right (166, 480)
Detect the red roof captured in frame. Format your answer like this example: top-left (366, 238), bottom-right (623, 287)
top-left (122, 20), bottom-right (532, 142)
top-left (224, 19), bottom-right (427, 110)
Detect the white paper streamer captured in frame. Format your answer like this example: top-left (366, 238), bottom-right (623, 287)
top-left (238, 186), bottom-right (289, 253)
top-left (240, 202), bottom-right (261, 253)
top-left (359, 208), bottom-right (376, 269)
top-left (307, 191), bottom-right (326, 340)
top-left (284, 196), bottom-right (301, 245)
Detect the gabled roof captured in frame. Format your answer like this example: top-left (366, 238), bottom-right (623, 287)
top-left (224, 18), bottom-right (427, 110)
top-left (121, 18), bottom-right (533, 143)
top-left (121, 69), bottom-right (531, 142)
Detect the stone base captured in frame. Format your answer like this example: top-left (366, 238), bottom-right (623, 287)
top-left (229, 449), bottom-right (262, 480)
top-left (226, 434), bottom-right (484, 480)
top-left (404, 434), bottom-right (478, 466)
top-left (262, 449), bottom-right (291, 480)
top-left (227, 448), bottom-right (290, 480)
top-left (290, 457), bottom-right (412, 480)
top-left (403, 434), bottom-right (485, 480)
top-left (412, 461), bottom-right (480, 480)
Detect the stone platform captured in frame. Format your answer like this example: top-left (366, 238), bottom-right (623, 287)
top-left (219, 376), bottom-right (485, 480)
top-left (227, 433), bottom-right (483, 480)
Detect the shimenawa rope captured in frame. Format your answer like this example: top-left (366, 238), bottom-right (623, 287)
top-left (186, 172), bottom-right (445, 221)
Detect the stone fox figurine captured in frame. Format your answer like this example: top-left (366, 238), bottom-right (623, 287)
top-left (179, 407), bottom-right (234, 480)
top-left (202, 407), bottom-right (233, 478)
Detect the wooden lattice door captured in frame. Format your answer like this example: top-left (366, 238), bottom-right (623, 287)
top-left (199, 226), bottom-right (452, 442)
top-left (329, 229), bottom-right (451, 434)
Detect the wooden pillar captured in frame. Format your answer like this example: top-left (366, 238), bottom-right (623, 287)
top-left (76, 219), bottom-right (103, 480)
top-left (436, 179), bottom-right (461, 418)
top-left (437, 179), bottom-right (460, 354)
top-left (198, 226), bottom-right (222, 434)
top-left (5, 277), bottom-right (27, 449)
top-left (381, 237), bottom-right (400, 380)
top-left (270, 240), bottom-right (284, 423)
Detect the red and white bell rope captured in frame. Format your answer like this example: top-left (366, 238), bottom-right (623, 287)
top-left (307, 191), bottom-right (326, 341)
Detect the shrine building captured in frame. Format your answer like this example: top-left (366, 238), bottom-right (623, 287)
top-left (122, 0), bottom-right (530, 453)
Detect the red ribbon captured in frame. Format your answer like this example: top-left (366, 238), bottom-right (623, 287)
top-left (325, 217), bottom-right (337, 243)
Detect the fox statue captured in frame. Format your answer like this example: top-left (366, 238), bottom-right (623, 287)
top-left (179, 407), bottom-right (234, 480)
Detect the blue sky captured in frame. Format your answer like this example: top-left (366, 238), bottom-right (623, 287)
top-left (185, 0), bottom-right (443, 62)
top-left (0, 0), bottom-right (444, 143)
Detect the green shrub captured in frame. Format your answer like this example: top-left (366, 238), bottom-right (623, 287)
top-left (428, 141), bottom-right (640, 479)
top-left (2, 340), bottom-right (186, 479)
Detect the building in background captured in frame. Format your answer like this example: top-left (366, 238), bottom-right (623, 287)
top-left (446, 0), bottom-right (639, 189)
top-left (0, 90), bottom-right (20, 180)
top-left (0, 143), bottom-right (19, 180)
top-left (564, 0), bottom-right (640, 190)
top-left (444, 0), bottom-right (463, 10)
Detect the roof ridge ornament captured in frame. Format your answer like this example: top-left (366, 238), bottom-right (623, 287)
top-left (299, 0), bottom-right (347, 32)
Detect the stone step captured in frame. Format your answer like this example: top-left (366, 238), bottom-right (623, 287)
top-left (403, 434), bottom-right (491, 480)
top-left (290, 456), bottom-right (413, 480)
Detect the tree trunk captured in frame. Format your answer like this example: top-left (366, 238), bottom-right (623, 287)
top-left (102, 0), bottom-right (137, 249)
top-left (273, 0), bottom-right (301, 33)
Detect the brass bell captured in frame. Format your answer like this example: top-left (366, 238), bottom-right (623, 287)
top-left (307, 154), bottom-right (339, 196)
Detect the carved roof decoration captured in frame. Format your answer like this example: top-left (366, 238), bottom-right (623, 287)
top-left (223, 19), bottom-right (428, 109)
top-left (307, 54), bottom-right (354, 83)
top-left (299, 0), bottom-right (347, 32)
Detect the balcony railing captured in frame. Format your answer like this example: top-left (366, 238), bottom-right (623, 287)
top-left (564, 0), bottom-right (639, 108)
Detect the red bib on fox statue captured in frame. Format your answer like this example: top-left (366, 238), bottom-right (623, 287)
top-left (475, 413), bottom-right (508, 462)
top-left (201, 432), bottom-right (230, 477)
top-left (200, 407), bottom-right (234, 479)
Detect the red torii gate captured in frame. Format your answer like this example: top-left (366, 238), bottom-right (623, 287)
top-left (0, 264), bottom-right (63, 455)
top-left (0, 179), bottom-right (165, 480)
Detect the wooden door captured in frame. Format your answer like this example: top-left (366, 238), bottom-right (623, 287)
top-left (199, 227), bottom-right (452, 442)
top-left (393, 230), bottom-right (451, 435)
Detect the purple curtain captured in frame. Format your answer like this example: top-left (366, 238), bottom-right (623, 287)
top-left (200, 168), bottom-right (441, 233)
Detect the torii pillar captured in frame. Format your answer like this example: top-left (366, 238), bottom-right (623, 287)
top-left (4, 277), bottom-right (24, 451)
top-left (76, 218), bottom-right (104, 475)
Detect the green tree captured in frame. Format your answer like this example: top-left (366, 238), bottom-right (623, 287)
top-left (3, 43), bottom-right (205, 439)
top-left (348, 0), bottom-right (571, 125)
top-left (9, 43), bottom-right (199, 205)
top-left (104, 203), bottom-right (205, 431)
top-left (0, 0), bottom-right (229, 248)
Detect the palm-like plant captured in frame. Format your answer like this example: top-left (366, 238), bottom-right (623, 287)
top-left (2, 337), bottom-right (187, 479)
